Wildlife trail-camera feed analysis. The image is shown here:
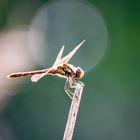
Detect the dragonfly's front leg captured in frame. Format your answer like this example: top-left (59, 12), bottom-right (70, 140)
top-left (68, 78), bottom-right (84, 100)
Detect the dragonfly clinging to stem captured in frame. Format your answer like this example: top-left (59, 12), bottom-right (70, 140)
top-left (7, 40), bottom-right (85, 99)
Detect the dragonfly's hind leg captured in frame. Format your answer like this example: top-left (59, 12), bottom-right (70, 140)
top-left (64, 90), bottom-right (73, 99)
top-left (64, 79), bottom-right (75, 99)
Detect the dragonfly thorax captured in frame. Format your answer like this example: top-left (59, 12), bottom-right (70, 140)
top-left (54, 64), bottom-right (84, 80)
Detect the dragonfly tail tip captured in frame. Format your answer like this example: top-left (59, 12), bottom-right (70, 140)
top-left (6, 74), bottom-right (11, 79)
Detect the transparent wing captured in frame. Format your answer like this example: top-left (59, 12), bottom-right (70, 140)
top-left (56, 40), bottom-right (85, 65)
top-left (31, 71), bottom-right (48, 82)
top-left (31, 68), bottom-right (53, 82)
top-left (31, 45), bottom-right (64, 82)
top-left (53, 45), bottom-right (64, 66)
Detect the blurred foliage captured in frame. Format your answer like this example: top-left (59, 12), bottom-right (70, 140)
top-left (0, 0), bottom-right (140, 140)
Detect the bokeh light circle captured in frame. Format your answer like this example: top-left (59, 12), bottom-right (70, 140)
top-left (28, 0), bottom-right (108, 72)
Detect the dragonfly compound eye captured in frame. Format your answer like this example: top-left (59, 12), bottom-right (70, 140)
top-left (76, 67), bottom-right (84, 79)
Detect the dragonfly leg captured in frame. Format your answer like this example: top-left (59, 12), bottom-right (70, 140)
top-left (74, 78), bottom-right (84, 87)
top-left (69, 79), bottom-right (84, 100)
top-left (64, 78), bottom-right (82, 99)
top-left (64, 79), bottom-right (75, 99)
top-left (65, 90), bottom-right (73, 99)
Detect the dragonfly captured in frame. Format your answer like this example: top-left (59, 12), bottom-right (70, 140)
top-left (7, 40), bottom-right (85, 99)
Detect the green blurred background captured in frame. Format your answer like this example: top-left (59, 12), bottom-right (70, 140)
top-left (0, 0), bottom-right (140, 140)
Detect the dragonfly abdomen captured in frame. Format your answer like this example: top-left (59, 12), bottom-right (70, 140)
top-left (7, 69), bottom-right (48, 78)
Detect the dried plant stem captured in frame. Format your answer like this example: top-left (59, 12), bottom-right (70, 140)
top-left (63, 83), bottom-right (84, 140)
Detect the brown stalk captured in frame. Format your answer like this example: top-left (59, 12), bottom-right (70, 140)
top-left (63, 83), bottom-right (84, 140)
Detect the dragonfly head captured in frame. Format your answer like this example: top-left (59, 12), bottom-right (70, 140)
top-left (75, 67), bottom-right (84, 79)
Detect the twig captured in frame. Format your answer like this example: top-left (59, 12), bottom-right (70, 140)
top-left (63, 83), bottom-right (84, 140)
